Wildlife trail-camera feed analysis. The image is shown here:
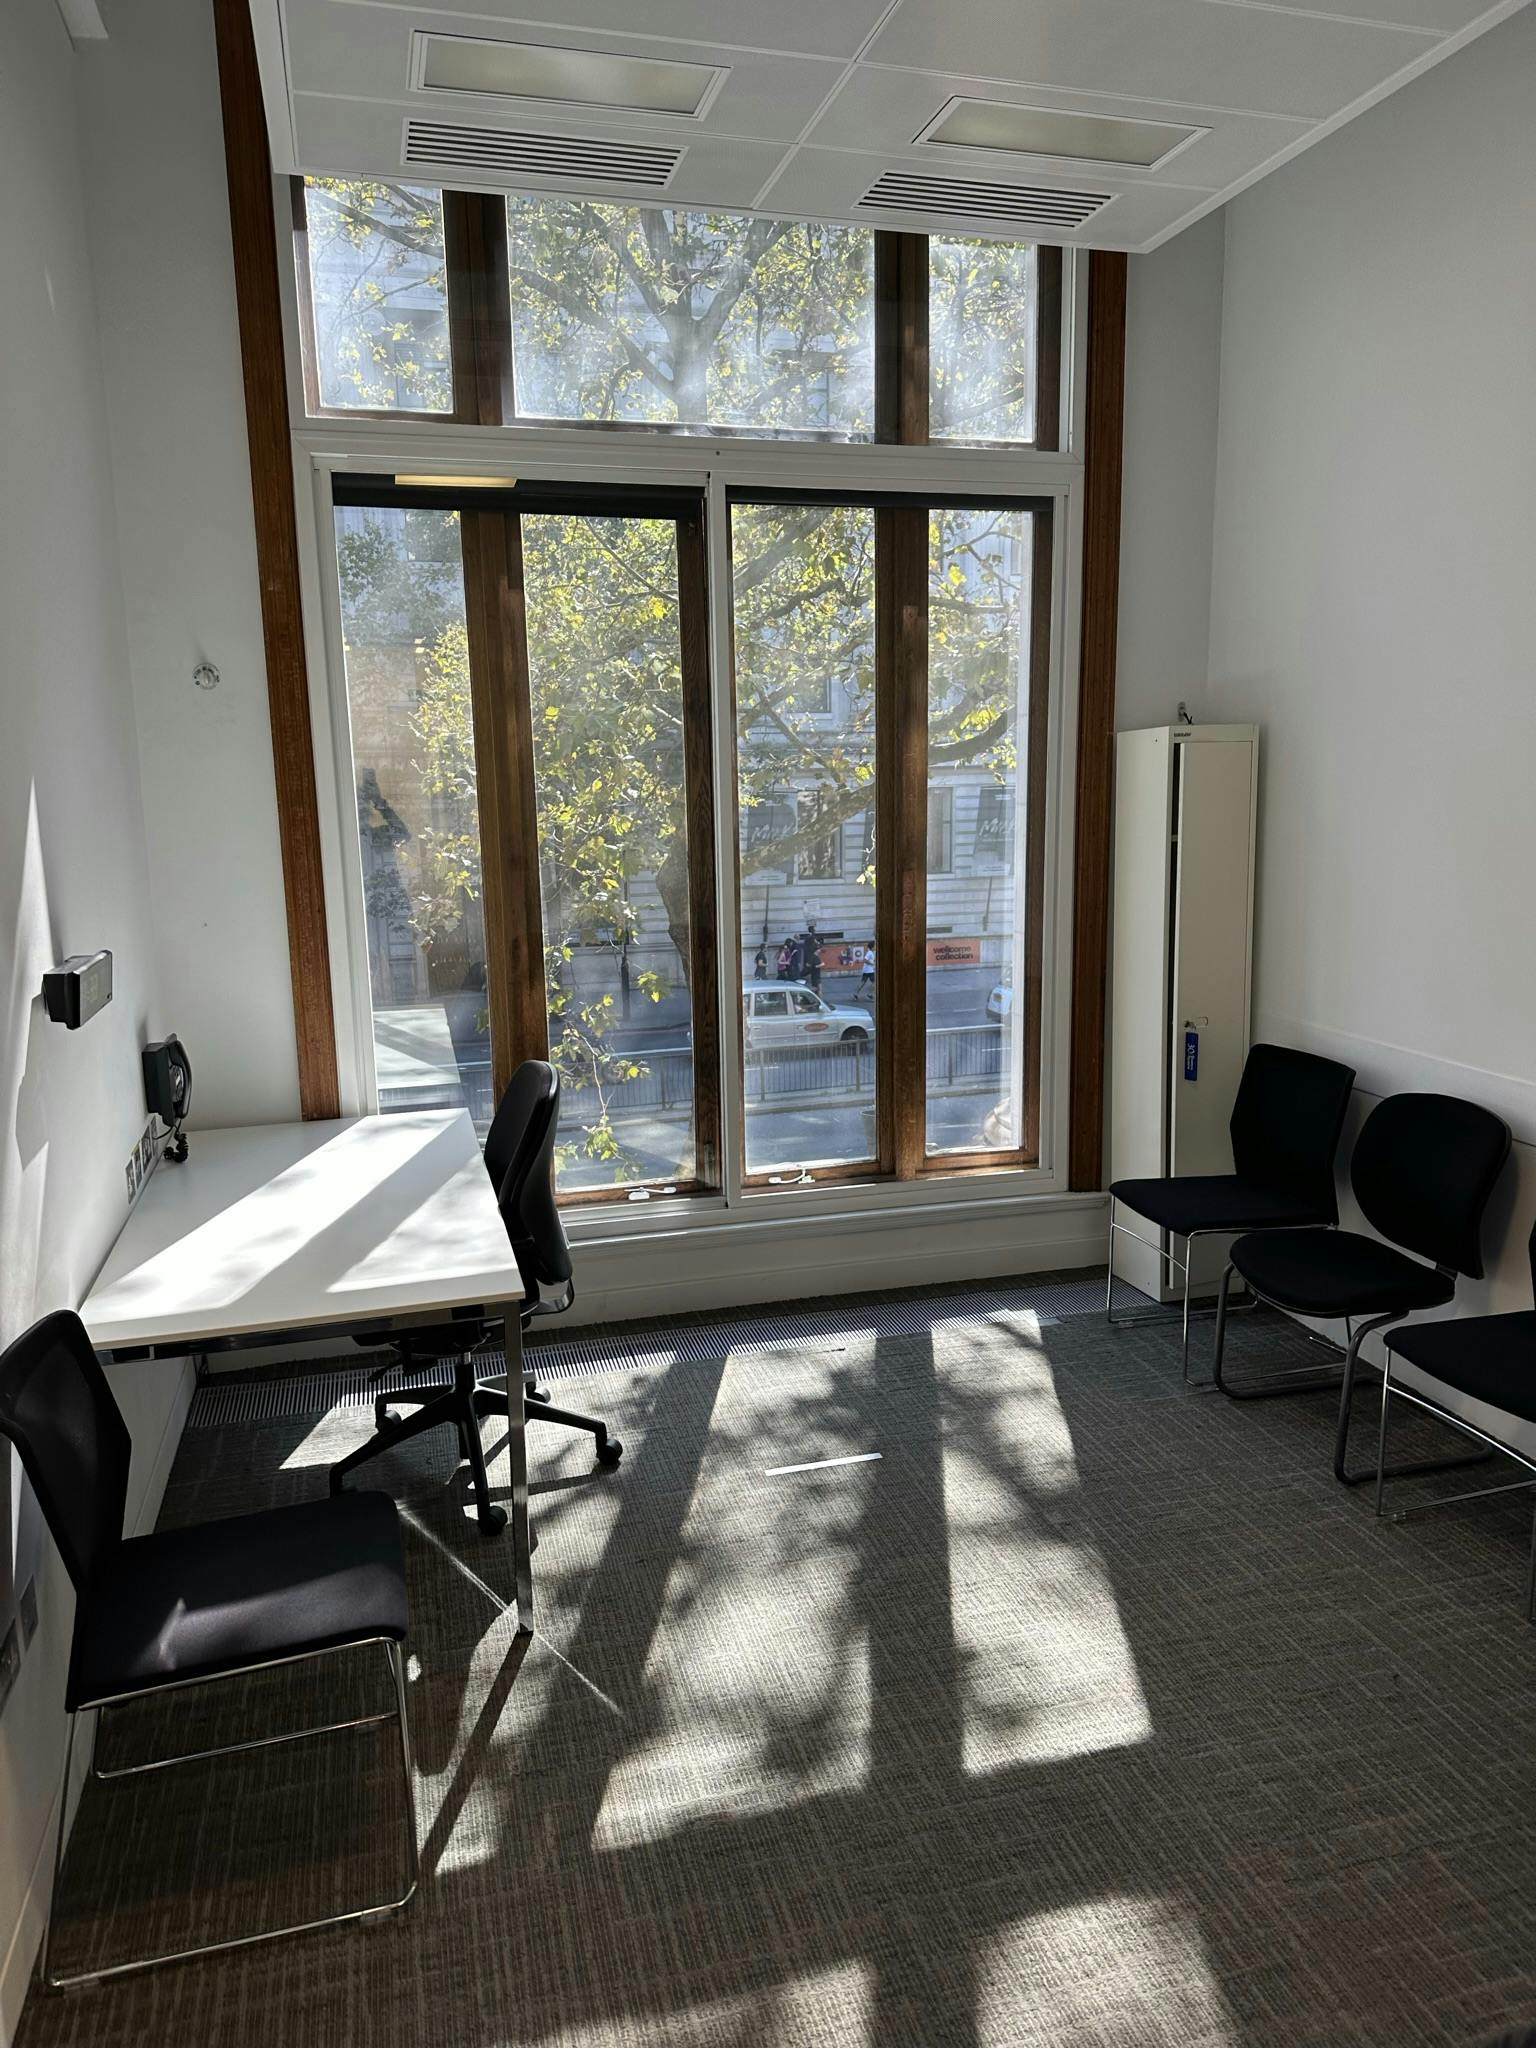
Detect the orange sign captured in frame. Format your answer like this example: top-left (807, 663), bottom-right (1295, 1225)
top-left (926, 938), bottom-right (982, 967)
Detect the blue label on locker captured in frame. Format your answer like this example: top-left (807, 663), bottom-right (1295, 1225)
top-left (1184, 1029), bottom-right (1199, 1081)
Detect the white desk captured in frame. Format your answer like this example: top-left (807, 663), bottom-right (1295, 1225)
top-left (82, 1110), bottom-right (532, 1631)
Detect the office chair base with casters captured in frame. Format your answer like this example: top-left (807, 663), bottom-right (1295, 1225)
top-left (334, 1062), bottom-right (620, 1527)
top-left (518, 1379), bottom-right (623, 1463)
top-left (336, 1348), bottom-right (511, 1533)
top-left (336, 1340), bottom-right (623, 1534)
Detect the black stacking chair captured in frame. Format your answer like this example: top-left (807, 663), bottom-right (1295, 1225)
top-left (332, 1060), bottom-right (620, 1536)
top-left (1373, 1219), bottom-right (1536, 1615)
top-left (1107, 1043), bottom-right (1356, 1378)
top-left (0, 1310), bottom-right (414, 1991)
top-left (1212, 1091), bottom-right (1512, 1484)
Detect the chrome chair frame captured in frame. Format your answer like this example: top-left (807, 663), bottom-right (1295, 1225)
top-left (1212, 1260), bottom-right (1494, 1488)
top-left (1105, 1199), bottom-right (1317, 1382)
top-left (1374, 1358), bottom-right (1536, 1621)
top-left (42, 1635), bottom-right (417, 1992)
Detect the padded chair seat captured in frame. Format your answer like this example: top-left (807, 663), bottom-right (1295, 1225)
top-left (1387, 1311), bottom-right (1536, 1424)
top-left (68, 1491), bottom-right (407, 1711)
top-left (1231, 1227), bottom-right (1454, 1319)
top-left (1110, 1174), bottom-right (1332, 1237)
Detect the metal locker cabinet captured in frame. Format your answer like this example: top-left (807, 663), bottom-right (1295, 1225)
top-left (1109, 724), bottom-right (1259, 1302)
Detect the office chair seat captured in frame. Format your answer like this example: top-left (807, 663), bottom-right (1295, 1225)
top-left (1388, 1311), bottom-right (1536, 1423)
top-left (67, 1490), bottom-right (407, 1711)
top-left (1109, 1173), bottom-right (1331, 1237)
top-left (1231, 1226), bottom-right (1455, 1320)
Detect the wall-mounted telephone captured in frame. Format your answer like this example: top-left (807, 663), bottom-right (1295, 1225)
top-left (143, 1036), bottom-right (193, 1162)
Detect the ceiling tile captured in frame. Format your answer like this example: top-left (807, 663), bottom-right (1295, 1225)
top-left (285, 4), bottom-right (845, 140)
top-left (323, 0), bottom-right (894, 62)
top-left (816, 67), bottom-right (1315, 192)
top-left (865, 0), bottom-right (1446, 120)
top-left (1198, 0), bottom-right (1489, 29)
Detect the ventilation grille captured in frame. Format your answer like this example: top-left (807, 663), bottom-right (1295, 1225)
top-left (858, 169), bottom-right (1111, 231)
top-left (402, 119), bottom-right (682, 188)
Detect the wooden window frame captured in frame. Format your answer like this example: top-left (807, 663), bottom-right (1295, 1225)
top-left (331, 475), bottom-right (720, 1203)
top-left (221, 0), bottom-right (1123, 1193)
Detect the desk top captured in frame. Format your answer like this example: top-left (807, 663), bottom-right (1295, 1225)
top-left (82, 1111), bottom-right (523, 1352)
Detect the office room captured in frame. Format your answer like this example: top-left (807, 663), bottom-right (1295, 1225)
top-left (2, 0), bottom-right (1534, 2039)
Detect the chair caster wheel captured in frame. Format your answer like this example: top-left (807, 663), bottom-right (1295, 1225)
top-left (526, 1384), bottom-right (550, 1404)
top-left (478, 1505), bottom-right (508, 1534)
top-left (377, 1407), bottom-right (402, 1431)
top-left (597, 1438), bottom-right (624, 1467)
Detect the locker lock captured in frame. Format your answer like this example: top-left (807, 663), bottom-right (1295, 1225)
top-left (1182, 1018), bottom-right (1207, 1082)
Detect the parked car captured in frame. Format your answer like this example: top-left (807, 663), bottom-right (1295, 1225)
top-left (742, 979), bottom-right (870, 1048)
top-left (986, 977), bottom-right (1013, 1024)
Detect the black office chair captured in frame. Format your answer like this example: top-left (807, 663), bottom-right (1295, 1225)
top-left (1373, 1218), bottom-right (1536, 1615)
top-left (331, 1060), bottom-right (620, 1536)
top-left (0, 1309), bottom-right (414, 1991)
top-left (1211, 1091), bottom-right (1512, 1484)
top-left (1107, 1043), bottom-right (1357, 1379)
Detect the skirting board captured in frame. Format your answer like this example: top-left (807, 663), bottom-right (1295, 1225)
top-left (486, 1196), bottom-right (1105, 1327)
top-left (0, 1356), bottom-right (197, 2046)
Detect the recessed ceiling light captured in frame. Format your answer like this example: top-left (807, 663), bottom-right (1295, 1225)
top-left (919, 98), bottom-right (1204, 172)
top-left (412, 33), bottom-right (726, 121)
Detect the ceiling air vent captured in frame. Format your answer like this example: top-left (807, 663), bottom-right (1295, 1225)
top-left (857, 170), bottom-right (1112, 233)
top-left (402, 120), bottom-right (682, 189)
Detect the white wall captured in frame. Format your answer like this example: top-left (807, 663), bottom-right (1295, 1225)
top-left (0, 3), bottom-right (194, 2033)
top-left (73, 0), bottom-right (302, 1130)
top-left (1204, 1), bottom-right (1536, 1311)
top-left (1117, 212), bottom-right (1225, 735)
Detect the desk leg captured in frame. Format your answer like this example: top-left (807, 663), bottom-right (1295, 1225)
top-left (500, 1301), bottom-right (534, 1636)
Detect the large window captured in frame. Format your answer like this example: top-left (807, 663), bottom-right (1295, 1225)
top-left (521, 512), bottom-right (700, 1188)
top-left (733, 502), bottom-right (878, 1178)
top-left (930, 239), bottom-right (1042, 444)
top-left (505, 200), bottom-right (875, 437)
top-left (306, 189), bottom-right (1071, 1206)
top-left (332, 506), bottom-right (488, 1118)
top-left (299, 180), bottom-right (451, 414)
top-left (925, 507), bottom-right (1048, 1159)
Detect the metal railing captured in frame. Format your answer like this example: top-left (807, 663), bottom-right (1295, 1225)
top-left (378, 1024), bottom-right (1006, 1123)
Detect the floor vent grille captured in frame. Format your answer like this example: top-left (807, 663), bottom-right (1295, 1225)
top-left (184, 1275), bottom-right (1151, 1428)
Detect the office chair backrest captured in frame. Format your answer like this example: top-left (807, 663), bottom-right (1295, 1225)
top-left (1351, 1092), bottom-right (1511, 1278)
top-left (1228, 1043), bottom-right (1356, 1217)
top-left (0, 1310), bottom-right (129, 1592)
top-left (484, 1060), bottom-right (573, 1302)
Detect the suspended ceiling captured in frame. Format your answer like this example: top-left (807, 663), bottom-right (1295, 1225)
top-left (251, 0), bottom-right (1532, 251)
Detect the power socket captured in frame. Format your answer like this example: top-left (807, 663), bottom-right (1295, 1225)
top-left (124, 1120), bottom-right (160, 1209)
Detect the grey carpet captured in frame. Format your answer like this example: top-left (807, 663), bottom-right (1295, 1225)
top-left (18, 1285), bottom-right (1536, 2047)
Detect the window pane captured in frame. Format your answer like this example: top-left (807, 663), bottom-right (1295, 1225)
top-left (732, 502), bottom-right (877, 1176)
top-left (334, 506), bottom-right (493, 1127)
top-left (507, 199), bottom-right (874, 436)
top-left (304, 179), bottom-right (451, 413)
top-left (930, 238), bottom-right (1039, 444)
top-left (520, 514), bottom-right (699, 1193)
top-left (926, 508), bottom-right (1037, 1155)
